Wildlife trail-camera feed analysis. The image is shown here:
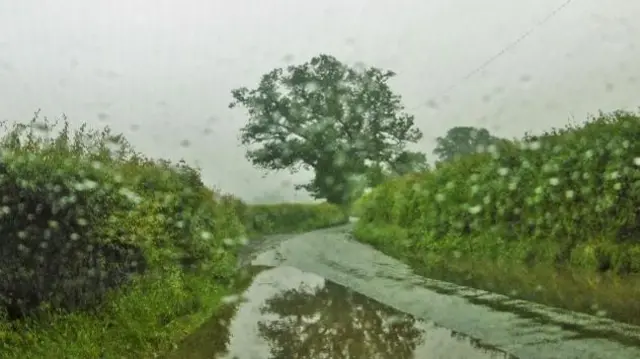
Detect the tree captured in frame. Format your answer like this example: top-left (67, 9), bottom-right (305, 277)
top-left (388, 150), bottom-right (429, 176)
top-left (432, 126), bottom-right (500, 163)
top-left (229, 54), bottom-right (423, 205)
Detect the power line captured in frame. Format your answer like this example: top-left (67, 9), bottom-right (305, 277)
top-left (409, 0), bottom-right (576, 111)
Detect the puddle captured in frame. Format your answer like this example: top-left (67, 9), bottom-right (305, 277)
top-left (249, 226), bottom-right (640, 358)
top-left (169, 265), bottom-right (514, 359)
top-left (169, 226), bottom-right (640, 359)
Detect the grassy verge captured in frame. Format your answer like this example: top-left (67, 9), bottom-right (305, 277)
top-left (353, 109), bottom-right (640, 325)
top-left (0, 116), bottom-right (348, 359)
top-left (1, 269), bottom-right (236, 358)
top-left (162, 265), bottom-right (272, 359)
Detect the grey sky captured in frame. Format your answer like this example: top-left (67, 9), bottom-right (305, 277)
top-left (1, 0), bottom-right (639, 202)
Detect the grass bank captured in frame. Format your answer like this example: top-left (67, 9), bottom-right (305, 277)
top-left (353, 110), bottom-right (640, 325)
top-left (0, 116), bottom-right (347, 359)
top-left (162, 265), bottom-right (273, 359)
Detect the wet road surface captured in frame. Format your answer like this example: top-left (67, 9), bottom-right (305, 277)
top-left (171, 224), bottom-right (640, 359)
top-left (233, 266), bottom-right (514, 358)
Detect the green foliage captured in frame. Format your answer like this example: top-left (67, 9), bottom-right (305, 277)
top-left (0, 113), bottom-right (346, 358)
top-left (356, 110), bottom-right (640, 274)
top-left (0, 267), bottom-right (234, 359)
top-left (349, 193), bottom-right (370, 218)
top-left (229, 54), bottom-right (423, 204)
top-left (388, 150), bottom-right (429, 176)
top-left (0, 114), bottom-right (249, 358)
top-left (433, 126), bottom-right (501, 163)
top-left (244, 202), bottom-right (349, 236)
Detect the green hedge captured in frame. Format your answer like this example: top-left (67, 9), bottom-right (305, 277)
top-left (0, 117), bottom-right (346, 359)
top-left (349, 191), bottom-right (372, 218)
top-left (355, 110), bottom-right (640, 275)
top-left (243, 202), bottom-right (349, 236)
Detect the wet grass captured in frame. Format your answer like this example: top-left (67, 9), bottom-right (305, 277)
top-left (0, 269), bottom-right (237, 359)
top-left (161, 302), bottom-right (238, 359)
top-left (162, 265), bottom-right (272, 359)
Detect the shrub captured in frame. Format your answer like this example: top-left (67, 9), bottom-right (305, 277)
top-left (349, 190), bottom-right (372, 218)
top-left (355, 110), bottom-right (640, 274)
top-left (0, 115), bottom-right (246, 358)
top-left (244, 202), bottom-right (349, 236)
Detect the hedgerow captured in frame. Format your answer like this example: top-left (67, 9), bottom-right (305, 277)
top-left (0, 114), bottom-right (347, 359)
top-left (355, 110), bottom-right (640, 274)
top-left (349, 190), bottom-right (373, 218)
top-left (244, 202), bottom-right (349, 236)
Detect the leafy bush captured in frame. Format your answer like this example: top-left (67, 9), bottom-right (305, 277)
top-left (349, 190), bottom-right (372, 218)
top-left (244, 202), bottom-right (349, 236)
top-left (0, 115), bottom-right (246, 358)
top-left (355, 110), bottom-right (640, 274)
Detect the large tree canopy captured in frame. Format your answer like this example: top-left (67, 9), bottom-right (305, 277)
top-left (229, 54), bottom-right (423, 204)
top-left (432, 126), bottom-right (501, 163)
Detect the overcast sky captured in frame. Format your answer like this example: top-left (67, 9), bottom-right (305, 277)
top-left (0, 0), bottom-right (639, 202)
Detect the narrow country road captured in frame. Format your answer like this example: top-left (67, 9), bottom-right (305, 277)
top-left (174, 224), bottom-right (640, 359)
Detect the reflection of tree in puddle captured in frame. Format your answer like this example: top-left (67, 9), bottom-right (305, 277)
top-left (257, 280), bottom-right (425, 359)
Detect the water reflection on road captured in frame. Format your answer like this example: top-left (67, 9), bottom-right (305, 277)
top-left (176, 265), bottom-right (513, 359)
top-left (169, 225), bottom-right (640, 359)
